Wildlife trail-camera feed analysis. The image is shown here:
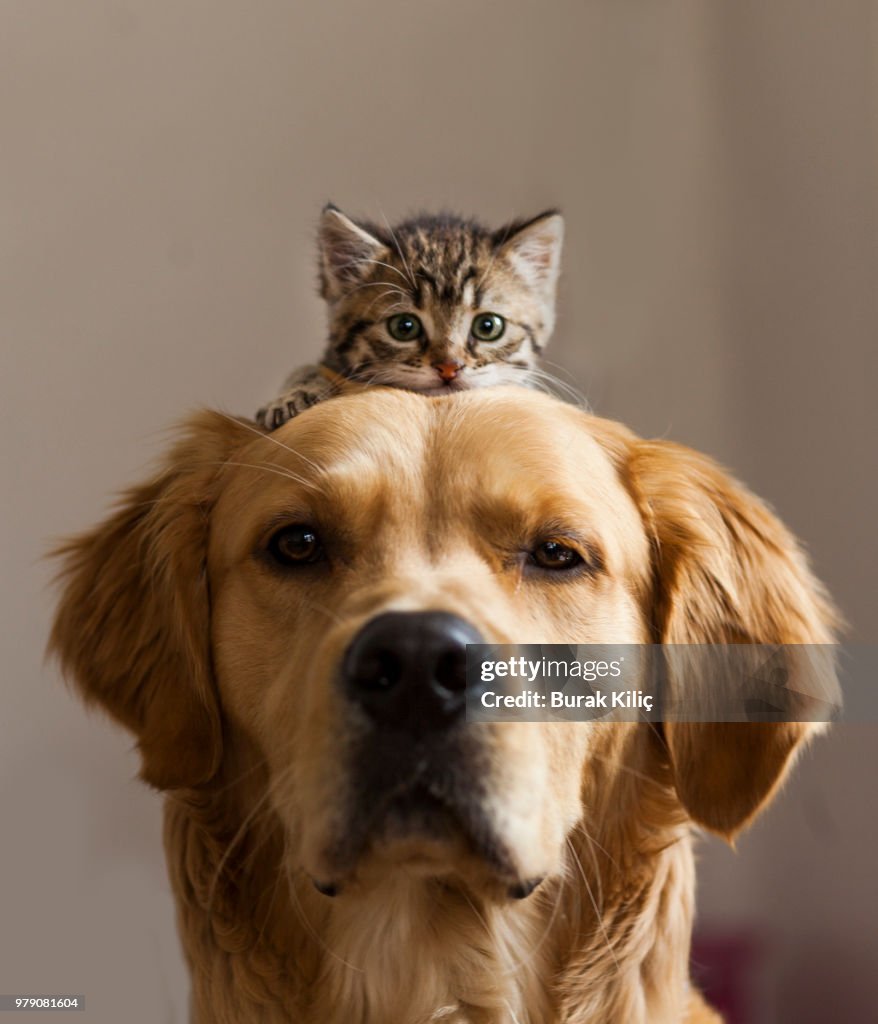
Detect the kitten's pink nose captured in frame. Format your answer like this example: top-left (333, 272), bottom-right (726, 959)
top-left (434, 361), bottom-right (464, 382)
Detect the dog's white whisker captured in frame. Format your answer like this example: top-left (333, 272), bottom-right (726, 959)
top-left (218, 460), bottom-right (318, 490)
top-left (213, 410), bottom-right (327, 474)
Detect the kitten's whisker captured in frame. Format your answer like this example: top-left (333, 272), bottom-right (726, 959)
top-left (539, 358), bottom-right (592, 403)
top-left (346, 365), bottom-right (427, 390)
top-left (341, 280), bottom-right (407, 299)
top-left (379, 210), bottom-right (417, 290)
top-left (362, 288), bottom-right (407, 318)
top-left (513, 366), bottom-right (589, 409)
top-left (338, 256), bottom-right (412, 288)
top-left (350, 256), bottom-right (411, 288)
top-left (380, 301), bottom-right (408, 315)
top-left (348, 368), bottom-right (401, 388)
top-left (540, 357), bottom-right (581, 386)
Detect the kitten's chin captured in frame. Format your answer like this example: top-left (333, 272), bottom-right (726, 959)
top-left (411, 380), bottom-right (472, 396)
top-left (380, 376), bottom-right (473, 396)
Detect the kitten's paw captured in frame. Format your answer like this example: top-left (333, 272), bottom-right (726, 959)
top-left (256, 387), bottom-right (325, 430)
top-left (255, 401), bottom-right (291, 430)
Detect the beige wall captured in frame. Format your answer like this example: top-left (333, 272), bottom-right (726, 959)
top-left (2, 2), bottom-right (875, 1021)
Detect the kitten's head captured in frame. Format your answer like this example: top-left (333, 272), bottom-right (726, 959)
top-left (317, 205), bottom-right (563, 394)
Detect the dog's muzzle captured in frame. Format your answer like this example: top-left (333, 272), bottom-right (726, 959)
top-left (313, 610), bottom-right (527, 895)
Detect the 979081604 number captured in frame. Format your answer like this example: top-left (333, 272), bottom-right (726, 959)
top-left (0, 996), bottom-right (84, 1012)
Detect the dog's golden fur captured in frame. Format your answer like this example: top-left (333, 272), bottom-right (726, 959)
top-left (50, 388), bottom-right (836, 1023)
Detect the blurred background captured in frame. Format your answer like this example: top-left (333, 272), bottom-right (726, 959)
top-left (2, 2), bottom-right (876, 1021)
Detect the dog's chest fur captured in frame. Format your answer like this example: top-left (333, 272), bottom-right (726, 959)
top-left (167, 794), bottom-right (698, 1024)
top-left (318, 877), bottom-right (554, 1024)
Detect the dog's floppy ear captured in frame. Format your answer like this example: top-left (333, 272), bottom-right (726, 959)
top-left (629, 439), bottom-right (839, 838)
top-left (49, 411), bottom-right (253, 790)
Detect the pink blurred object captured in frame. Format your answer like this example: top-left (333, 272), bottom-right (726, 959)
top-left (691, 928), bottom-right (767, 1024)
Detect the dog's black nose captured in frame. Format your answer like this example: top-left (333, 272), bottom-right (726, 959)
top-left (342, 611), bottom-right (483, 730)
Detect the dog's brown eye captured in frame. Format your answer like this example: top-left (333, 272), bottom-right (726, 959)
top-left (267, 525), bottom-right (323, 566)
top-left (530, 540), bottom-right (583, 571)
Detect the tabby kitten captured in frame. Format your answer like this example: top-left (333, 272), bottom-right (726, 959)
top-left (256, 204), bottom-right (564, 428)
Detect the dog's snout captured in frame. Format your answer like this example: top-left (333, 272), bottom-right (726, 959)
top-left (342, 611), bottom-right (483, 730)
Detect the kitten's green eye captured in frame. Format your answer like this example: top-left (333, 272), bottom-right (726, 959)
top-left (471, 313), bottom-right (506, 342)
top-left (387, 313), bottom-right (423, 342)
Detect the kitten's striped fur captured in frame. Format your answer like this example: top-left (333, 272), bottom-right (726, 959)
top-left (257, 206), bottom-right (564, 428)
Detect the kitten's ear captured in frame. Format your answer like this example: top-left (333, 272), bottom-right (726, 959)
top-left (319, 204), bottom-right (386, 300)
top-left (495, 210), bottom-right (564, 304)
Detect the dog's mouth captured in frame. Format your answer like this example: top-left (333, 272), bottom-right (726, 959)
top-left (361, 782), bottom-right (476, 876)
top-left (382, 784), bottom-right (461, 842)
top-left (359, 768), bottom-right (500, 865)
top-left (312, 739), bottom-right (525, 895)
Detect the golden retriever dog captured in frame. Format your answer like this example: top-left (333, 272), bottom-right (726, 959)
top-left (50, 387), bottom-right (836, 1024)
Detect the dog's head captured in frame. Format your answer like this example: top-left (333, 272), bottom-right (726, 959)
top-left (50, 388), bottom-right (837, 901)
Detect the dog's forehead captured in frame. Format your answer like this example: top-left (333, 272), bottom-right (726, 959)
top-left (437, 393), bottom-right (621, 487)
top-left (233, 391), bottom-right (623, 495)
top-left (432, 393), bottom-right (647, 567)
top-left (233, 396), bottom-right (429, 497)
top-left (215, 390), bottom-right (644, 563)
top-left (214, 397), bottom-right (429, 552)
